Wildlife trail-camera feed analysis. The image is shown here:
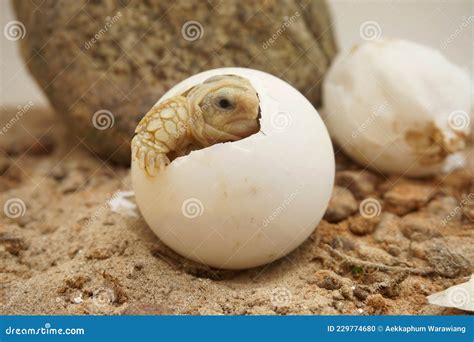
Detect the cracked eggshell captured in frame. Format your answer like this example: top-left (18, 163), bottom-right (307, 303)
top-left (132, 67), bottom-right (335, 269)
top-left (427, 275), bottom-right (474, 312)
top-left (323, 39), bottom-right (471, 177)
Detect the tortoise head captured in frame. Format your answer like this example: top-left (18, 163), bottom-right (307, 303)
top-left (186, 75), bottom-right (260, 144)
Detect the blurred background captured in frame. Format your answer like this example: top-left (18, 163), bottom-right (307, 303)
top-left (1, 0), bottom-right (472, 107)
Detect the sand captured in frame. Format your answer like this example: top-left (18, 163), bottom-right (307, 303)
top-left (1, 107), bottom-right (473, 315)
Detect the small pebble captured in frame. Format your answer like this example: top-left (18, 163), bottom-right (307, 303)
top-left (348, 216), bottom-right (378, 236)
top-left (335, 170), bottom-right (379, 200)
top-left (400, 214), bottom-right (442, 241)
top-left (425, 244), bottom-right (471, 278)
top-left (331, 236), bottom-right (357, 251)
top-left (72, 294), bottom-right (83, 304)
top-left (50, 165), bottom-right (67, 181)
top-left (353, 286), bottom-right (369, 300)
top-left (314, 270), bottom-right (344, 290)
top-left (384, 181), bottom-right (435, 215)
top-left (426, 196), bottom-right (462, 219)
top-left (373, 213), bottom-right (407, 245)
top-left (324, 186), bottom-right (358, 223)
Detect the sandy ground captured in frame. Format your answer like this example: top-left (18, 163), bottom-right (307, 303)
top-left (0, 107), bottom-right (473, 315)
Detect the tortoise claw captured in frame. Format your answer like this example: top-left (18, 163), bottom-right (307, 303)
top-left (145, 152), bottom-right (169, 176)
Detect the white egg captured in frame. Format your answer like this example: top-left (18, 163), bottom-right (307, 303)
top-left (323, 39), bottom-right (471, 177)
top-left (132, 68), bottom-right (334, 269)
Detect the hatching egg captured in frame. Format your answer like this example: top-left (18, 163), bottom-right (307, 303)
top-left (132, 68), bottom-right (334, 269)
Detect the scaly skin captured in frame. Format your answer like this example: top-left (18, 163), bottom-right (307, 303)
top-left (132, 97), bottom-right (192, 176)
top-left (132, 75), bottom-right (260, 177)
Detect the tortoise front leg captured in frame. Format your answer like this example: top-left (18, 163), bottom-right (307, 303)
top-left (132, 97), bottom-right (192, 177)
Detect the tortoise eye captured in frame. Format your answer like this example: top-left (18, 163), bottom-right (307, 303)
top-left (214, 97), bottom-right (234, 111)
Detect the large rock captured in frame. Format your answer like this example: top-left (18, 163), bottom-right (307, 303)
top-left (13, 0), bottom-right (337, 164)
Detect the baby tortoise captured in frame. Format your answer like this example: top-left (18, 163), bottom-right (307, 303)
top-left (132, 75), bottom-right (260, 176)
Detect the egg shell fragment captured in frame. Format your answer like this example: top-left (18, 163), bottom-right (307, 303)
top-left (132, 68), bottom-right (335, 269)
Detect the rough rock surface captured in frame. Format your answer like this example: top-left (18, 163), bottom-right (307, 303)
top-left (1, 107), bottom-right (473, 315)
top-left (12, 0), bottom-right (337, 164)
